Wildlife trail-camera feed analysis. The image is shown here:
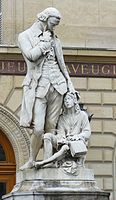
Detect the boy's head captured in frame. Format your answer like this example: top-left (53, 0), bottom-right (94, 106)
top-left (64, 92), bottom-right (80, 109)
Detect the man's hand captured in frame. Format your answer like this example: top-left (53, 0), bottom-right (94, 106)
top-left (67, 79), bottom-right (75, 93)
top-left (41, 31), bottom-right (52, 42)
top-left (39, 31), bottom-right (53, 55)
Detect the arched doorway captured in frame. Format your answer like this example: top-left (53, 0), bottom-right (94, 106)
top-left (0, 130), bottom-right (16, 199)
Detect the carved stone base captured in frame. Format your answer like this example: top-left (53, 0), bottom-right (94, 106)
top-left (2, 168), bottom-right (110, 200)
top-left (2, 191), bottom-right (110, 200)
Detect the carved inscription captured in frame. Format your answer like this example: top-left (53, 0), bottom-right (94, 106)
top-left (0, 60), bottom-right (116, 77)
top-left (0, 60), bottom-right (26, 75)
top-left (66, 62), bottom-right (116, 77)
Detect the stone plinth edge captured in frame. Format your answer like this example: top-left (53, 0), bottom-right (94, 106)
top-left (2, 191), bottom-right (110, 200)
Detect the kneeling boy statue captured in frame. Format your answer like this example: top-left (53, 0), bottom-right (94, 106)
top-left (34, 92), bottom-right (91, 173)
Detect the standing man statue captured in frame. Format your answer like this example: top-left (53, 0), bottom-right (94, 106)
top-left (18, 7), bottom-right (75, 170)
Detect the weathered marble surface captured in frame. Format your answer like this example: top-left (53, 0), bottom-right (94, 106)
top-left (2, 168), bottom-right (110, 200)
top-left (11, 168), bottom-right (97, 193)
top-left (2, 191), bottom-right (110, 200)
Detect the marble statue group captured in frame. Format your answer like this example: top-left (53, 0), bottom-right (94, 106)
top-left (1, 6), bottom-right (110, 200)
top-left (18, 7), bottom-right (91, 172)
top-left (2, 6), bottom-right (110, 200)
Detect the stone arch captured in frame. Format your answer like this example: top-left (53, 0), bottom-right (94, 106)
top-left (0, 105), bottom-right (30, 169)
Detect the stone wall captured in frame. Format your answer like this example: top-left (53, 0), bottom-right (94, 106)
top-left (0, 49), bottom-right (116, 199)
top-left (2, 0), bottom-right (116, 49)
top-left (72, 76), bottom-right (116, 197)
top-left (1, 0), bottom-right (116, 199)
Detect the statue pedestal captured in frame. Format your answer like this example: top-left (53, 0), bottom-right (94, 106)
top-left (2, 168), bottom-right (110, 200)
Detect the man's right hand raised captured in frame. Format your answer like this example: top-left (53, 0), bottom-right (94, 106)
top-left (40, 30), bottom-right (52, 42)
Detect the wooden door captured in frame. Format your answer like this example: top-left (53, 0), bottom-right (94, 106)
top-left (0, 130), bottom-right (16, 199)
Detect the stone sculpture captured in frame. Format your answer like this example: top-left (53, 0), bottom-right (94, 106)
top-left (18, 7), bottom-right (75, 170)
top-left (34, 92), bottom-right (91, 174)
top-left (2, 7), bottom-right (110, 200)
